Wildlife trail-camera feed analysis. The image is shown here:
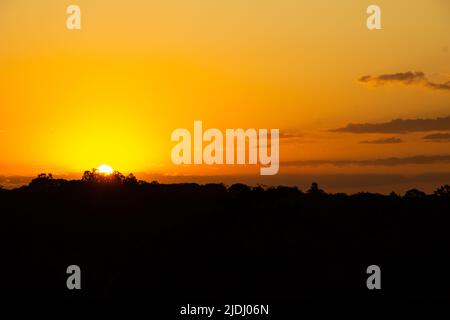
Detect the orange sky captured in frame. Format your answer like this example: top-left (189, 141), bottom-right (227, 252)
top-left (0, 0), bottom-right (449, 191)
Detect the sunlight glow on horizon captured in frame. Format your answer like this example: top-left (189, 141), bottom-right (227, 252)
top-left (97, 164), bottom-right (114, 175)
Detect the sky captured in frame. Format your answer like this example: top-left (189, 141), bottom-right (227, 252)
top-left (0, 0), bottom-right (449, 192)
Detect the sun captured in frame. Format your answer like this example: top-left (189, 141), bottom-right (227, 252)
top-left (97, 164), bottom-right (114, 175)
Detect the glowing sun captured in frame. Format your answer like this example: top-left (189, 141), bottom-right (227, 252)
top-left (97, 164), bottom-right (114, 175)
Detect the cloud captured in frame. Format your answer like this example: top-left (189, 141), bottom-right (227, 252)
top-left (422, 133), bottom-right (450, 142)
top-left (332, 116), bottom-right (450, 134)
top-left (359, 71), bottom-right (425, 84)
top-left (283, 155), bottom-right (450, 167)
top-left (257, 132), bottom-right (303, 140)
top-left (427, 81), bottom-right (450, 91)
top-left (256, 131), bottom-right (308, 148)
top-left (279, 132), bottom-right (303, 139)
top-left (359, 71), bottom-right (450, 91)
top-left (360, 137), bottom-right (403, 144)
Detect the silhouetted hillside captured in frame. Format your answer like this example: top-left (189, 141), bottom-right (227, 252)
top-left (1, 170), bottom-right (450, 299)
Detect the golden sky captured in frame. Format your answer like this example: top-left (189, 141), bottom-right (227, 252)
top-left (0, 0), bottom-right (449, 190)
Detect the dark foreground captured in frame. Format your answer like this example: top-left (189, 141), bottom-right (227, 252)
top-left (1, 173), bottom-right (450, 300)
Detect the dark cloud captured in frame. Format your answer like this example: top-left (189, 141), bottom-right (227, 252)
top-left (332, 116), bottom-right (450, 134)
top-left (422, 132), bottom-right (450, 142)
top-left (359, 71), bottom-right (425, 84)
top-left (427, 81), bottom-right (450, 91)
top-left (283, 155), bottom-right (450, 167)
top-left (359, 71), bottom-right (450, 91)
top-left (360, 137), bottom-right (403, 144)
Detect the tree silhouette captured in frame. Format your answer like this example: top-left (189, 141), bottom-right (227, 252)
top-left (389, 191), bottom-right (400, 198)
top-left (434, 185), bottom-right (450, 197)
top-left (81, 168), bottom-right (127, 185)
top-left (228, 183), bottom-right (251, 194)
top-left (124, 173), bottom-right (139, 186)
top-left (307, 182), bottom-right (325, 195)
top-left (2, 169), bottom-right (450, 299)
top-left (82, 169), bottom-right (98, 183)
top-left (404, 188), bottom-right (427, 198)
top-left (29, 173), bottom-right (54, 188)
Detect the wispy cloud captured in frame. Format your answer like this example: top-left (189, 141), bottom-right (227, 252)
top-left (256, 131), bottom-right (308, 148)
top-left (359, 71), bottom-right (450, 91)
top-left (422, 133), bottom-right (450, 142)
top-left (279, 132), bottom-right (303, 139)
top-left (359, 137), bottom-right (403, 144)
top-left (283, 155), bottom-right (450, 167)
top-left (256, 131), bottom-right (303, 140)
top-left (331, 116), bottom-right (450, 134)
